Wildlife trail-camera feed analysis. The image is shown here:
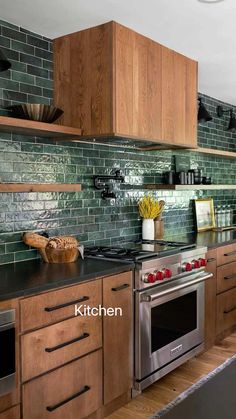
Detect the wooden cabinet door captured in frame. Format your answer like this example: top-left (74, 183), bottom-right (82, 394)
top-left (162, 48), bottom-right (185, 146)
top-left (103, 271), bottom-right (133, 405)
top-left (115, 23), bottom-right (162, 141)
top-left (115, 23), bottom-right (135, 137)
top-left (185, 57), bottom-right (198, 148)
top-left (162, 48), bottom-right (197, 148)
top-left (204, 249), bottom-right (217, 350)
top-left (54, 22), bottom-right (113, 135)
top-left (0, 405), bottom-right (20, 419)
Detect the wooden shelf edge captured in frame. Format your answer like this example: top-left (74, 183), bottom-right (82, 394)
top-left (188, 147), bottom-right (236, 159)
top-left (145, 184), bottom-right (236, 190)
top-left (0, 115), bottom-right (82, 139)
top-left (0, 183), bottom-right (82, 192)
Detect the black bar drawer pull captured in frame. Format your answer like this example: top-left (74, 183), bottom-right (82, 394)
top-left (224, 274), bottom-right (236, 280)
top-left (224, 306), bottom-right (236, 314)
top-left (45, 332), bottom-right (89, 352)
top-left (112, 283), bottom-right (130, 292)
top-left (44, 296), bottom-right (89, 312)
top-left (46, 385), bottom-right (90, 412)
top-left (224, 251), bottom-right (236, 257)
top-left (207, 258), bottom-right (216, 262)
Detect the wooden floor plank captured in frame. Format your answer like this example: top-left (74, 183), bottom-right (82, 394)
top-left (108, 332), bottom-right (236, 419)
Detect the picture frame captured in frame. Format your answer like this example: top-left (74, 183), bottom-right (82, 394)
top-left (194, 198), bottom-right (215, 232)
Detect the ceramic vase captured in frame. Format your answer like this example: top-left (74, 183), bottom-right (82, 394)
top-left (142, 218), bottom-right (154, 240)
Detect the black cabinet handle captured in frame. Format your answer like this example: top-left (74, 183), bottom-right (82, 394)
top-left (45, 332), bottom-right (89, 353)
top-left (224, 274), bottom-right (236, 280)
top-left (207, 258), bottom-right (216, 263)
top-left (111, 283), bottom-right (130, 292)
top-left (224, 251), bottom-right (236, 257)
top-left (46, 385), bottom-right (90, 412)
top-left (44, 296), bottom-right (89, 312)
top-left (224, 306), bottom-right (236, 314)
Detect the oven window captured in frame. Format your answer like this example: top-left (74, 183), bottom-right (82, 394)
top-left (0, 327), bottom-right (15, 378)
top-left (151, 291), bottom-right (197, 352)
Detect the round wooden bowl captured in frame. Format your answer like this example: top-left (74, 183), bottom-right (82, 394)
top-left (44, 247), bottom-right (79, 263)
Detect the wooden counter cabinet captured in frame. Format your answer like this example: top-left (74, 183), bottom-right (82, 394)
top-left (204, 249), bottom-right (217, 349)
top-left (103, 271), bottom-right (133, 414)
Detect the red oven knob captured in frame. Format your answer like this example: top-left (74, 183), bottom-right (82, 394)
top-left (155, 270), bottom-right (164, 281)
top-left (182, 262), bottom-right (192, 272)
top-left (144, 272), bottom-right (156, 283)
top-left (192, 259), bottom-right (200, 269)
top-left (164, 268), bottom-right (172, 278)
top-left (199, 258), bottom-right (207, 267)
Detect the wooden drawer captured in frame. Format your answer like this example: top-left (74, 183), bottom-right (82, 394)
top-left (217, 261), bottom-right (236, 294)
top-left (216, 287), bottom-right (236, 334)
top-left (23, 349), bottom-right (102, 419)
top-left (20, 279), bottom-right (101, 332)
top-left (21, 314), bottom-right (102, 381)
top-left (217, 243), bottom-right (236, 266)
top-left (0, 405), bottom-right (20, 419)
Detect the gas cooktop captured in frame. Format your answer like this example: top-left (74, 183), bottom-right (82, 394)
top-left (84, 240), bottom-right (196, 262)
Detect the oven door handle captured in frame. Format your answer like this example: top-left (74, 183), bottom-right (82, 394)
top-left (141, 272), bottom-right (213, 302)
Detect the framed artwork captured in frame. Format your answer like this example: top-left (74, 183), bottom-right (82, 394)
top-left (194, 198), bottom-right (215, 232)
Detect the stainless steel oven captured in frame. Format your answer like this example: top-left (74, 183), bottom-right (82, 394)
top-left (0, 309), bottom-right (16, 397)
top-left (134, 271), bottom-right (212, 391)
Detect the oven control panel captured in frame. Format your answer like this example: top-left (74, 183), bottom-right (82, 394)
top-left (142, 257), bottom-right (207, 284)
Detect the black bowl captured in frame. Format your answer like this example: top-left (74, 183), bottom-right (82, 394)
top-left (7, 104), bottom-right (64, 123)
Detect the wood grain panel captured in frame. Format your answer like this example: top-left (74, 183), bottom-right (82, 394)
top-left (23, 350), bottom-right (102, 419)
top-left (0, 405), bottom-right (20, 419)
top-left (216, 287), bottom-right (236, 334)
top-left (21, 314), bottom-right (102, 381)
top-left (0, 300), bottom-right (20, 414)
top-left (54, 23), bottom-right (113, 136)
top-left (0, 183), bottom-right (81, 192)
top-left (0, 115), bottom-right (81, 139)
top-left (20, 279), bottom-right (101, 332)
top-left (132, 34), bottom-right (162, 140)
top-left (217, 243), bottom-right (236, 266)
top-left (103, 271), bottom-right (133, 406)
top-left (115, 23), bottom-right (134, 136)
top-left (147, 39), bottom-right (162, 140)
top-left (204, 249), bottom-right (217, 349)
top-left (185, 58), bottom-right (198, 148)
top-left (162, 49), bottom-right (187, 145)
top-left (217, 261), bottom-right (236, 294)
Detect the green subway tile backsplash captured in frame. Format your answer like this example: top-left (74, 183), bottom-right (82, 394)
top-left (0, 20), bottom-right (236, 263)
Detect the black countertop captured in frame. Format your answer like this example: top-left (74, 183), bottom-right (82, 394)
top-left (167, 230), bottom-right (236, 250)
top-left (0, 258), bottom-right (134, 302)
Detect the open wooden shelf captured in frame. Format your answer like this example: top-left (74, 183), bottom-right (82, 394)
top-left (0, 183), bottom-right (82, 192)
top-left (145, 184), bottom-right (236, 191)
top-left (0, 115), bottom-right (82, 140)
top-left (190, 147), bottom-right (236, 159)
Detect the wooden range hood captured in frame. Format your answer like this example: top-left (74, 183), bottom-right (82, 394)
top-left (54, 21), bottom-right (198, 151)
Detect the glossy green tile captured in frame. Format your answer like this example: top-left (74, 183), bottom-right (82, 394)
top-left (0, 253), bottom-right (14, 264)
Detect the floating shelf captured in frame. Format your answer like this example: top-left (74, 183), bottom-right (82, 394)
top-left (0, 115), bottom-right (82, 140)
top-left (145, 184), bottom-right (236, 191)
top-left (190, 147), bottom-right (236, 159)
top-left (0, 183), bottom-right (82, 192)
